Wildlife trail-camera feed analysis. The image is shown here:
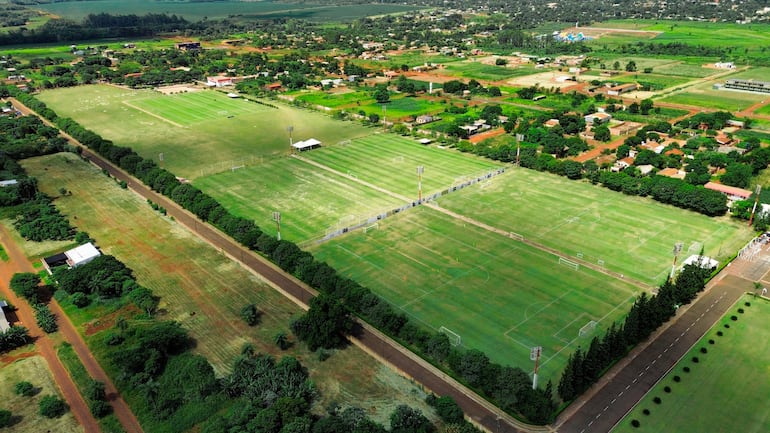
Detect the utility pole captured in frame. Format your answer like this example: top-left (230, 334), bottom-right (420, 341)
top-left (273, 211), bottom-right (281, 241)
top-left (417, 165), bottom-right (424, 202)
top-left (531, 346), bottom-right (542, 389)
top-left (748, 184), bottom-right (762, 227)
top-left (287, 125), bottom-right (294, 154)
top-left (670, 241), bottom-right (683, 281)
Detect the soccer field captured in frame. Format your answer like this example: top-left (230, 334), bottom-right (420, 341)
top-left (302, 134), bottom-right (503, 198)
top-left (437, 168), bottom-right (752, 284)
top-left (614, 295), bottom-right (770, 432)
top-left (310, 206), bottom-right (641, 383)
top-left (194, 156), bottom-right (407, 242)
top-left (37, 85), bottom-right (373, 179)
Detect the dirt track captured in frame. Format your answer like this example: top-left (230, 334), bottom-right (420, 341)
top-left (0, 225), bottom-right (100, 433)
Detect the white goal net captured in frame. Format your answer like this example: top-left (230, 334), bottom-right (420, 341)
top-left (558, 257), bottom-right (580, 271)
top-left (579, 320), bottom-right (597, 338)
top-left (439, 326), bottom-right (462, 346)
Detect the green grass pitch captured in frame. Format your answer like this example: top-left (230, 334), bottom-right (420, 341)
top-left (436, 168), bottom-right (753, 285)
top-left (302, 134), bottom-right (503, 198)
top-left (37, 85), bottom-right (374, 180)
top-left (310, 206), bottom-right (642, 383)
top-left (614, 294), bottom-right (770, 432)
top-left (193, 156), bottom-right (407, 243)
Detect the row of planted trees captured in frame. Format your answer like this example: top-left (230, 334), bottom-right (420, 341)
top-left (6, 84), bottom-right (726, 425)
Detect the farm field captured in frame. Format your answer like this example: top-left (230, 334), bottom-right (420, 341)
top-left (436, 168), bottom-right (752, 285)
top-left (608, 73), bottom-right (692, 91)
top-left (37, 85), bottom-right (373, 179)
top-left (310, 206), bottom-right (641, 383)
top-left (301, 134), bottom-right (503, 199)
top-left (294, 90), bottom-right (374, 109)
top-left (439, 61), bottom-right (539, 81)
top-left (21, 152), bottom-right (436, 425)
top-left (0, 352), bottom-right (83, 433)
top-left (614, 295), bottom-right (770, 432)
top-left (652, 63), bottom-right (720, 78)
top-left (34, 0), bottom-right (420, 22)
top-left (194, 156), bottom-right (407, 243)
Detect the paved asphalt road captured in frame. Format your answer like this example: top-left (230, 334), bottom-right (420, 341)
top-left (556, 273), bottom-right (754, 433)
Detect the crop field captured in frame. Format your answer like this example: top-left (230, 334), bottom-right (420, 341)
top-left (0, 352), bottom-right (82, 433)
top-left (436, 168), bottom-right (752, 285)
top-left (612, 107), bottom-right (689, 123)
top-left (302, 134), bottom-right (502, 198)
top-left (34, 0), bottom-right (420, 23)
top-left (310, 206), bottom-right (641, 382)
top-left (37, 85), bottom-right (372, 179)
top-left (22, 152), bottom-right (436, 424)
top-left (725, 66), bottom-right (770, 81)
top-left (614, 295), bottom-right (770, 432)
top-left (194, 156), bottom-right (407, 243)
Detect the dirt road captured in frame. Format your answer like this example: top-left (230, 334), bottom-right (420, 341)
top-left (0, 225), bottom-right (100, 433)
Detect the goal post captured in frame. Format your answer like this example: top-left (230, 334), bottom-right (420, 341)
top-left (579, 320), bottom-right (597, 338)
top-left (558, 257), bottom-right (580, 271)
top-left (509, 232), bottom-right (524, 241)
top-left (439, 326), bottom-right (462, 347)
top-left (363, 223), bottom-right (379, 233)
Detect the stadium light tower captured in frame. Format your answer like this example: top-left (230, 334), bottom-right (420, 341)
top-left (417, 165), bottom-right (424, 202)
top-left (748, 184), bottom-right (762, 227)
top-left (670, 241), bottom-right (684, 281)
top-left (272, 211), bottom-right (282, 241)
top-left (287, 125), bottom-right (294, 152)
top-left (531, 346), bottom-right (542, 389)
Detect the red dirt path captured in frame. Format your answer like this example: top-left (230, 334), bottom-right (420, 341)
top-left (0, 225), bottom-right (101, 433)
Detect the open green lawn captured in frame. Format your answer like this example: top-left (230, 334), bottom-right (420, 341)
top-left (608, 73), bottom-right (692, 90)
top-left (755, 104), bottom-right (770, 116)
top-left (294, 89), bottom-right (374, 109)
top-left (661, 84), bottom-right (766, 111)
top-left (436, 168), bottom-right (752, 285)
top-left (358, 95), bottom-right (446, 119)
top-left (302, 134), bottom-right (502, 198)
top-left (22, 152), bottom-right (436, 425)
top-left (614, 294), bottom-right (770, 432)
top-left (652, 63), bottom-right (720, 78)
top-left (37, 85), bottom-right (373, 179)
top-left (612, 107), bottom-right (689, 123)
top-left (310, 206), bottom-right (641, 383)
top-left (440, 61), bottom-right (538, 81)
top-left (727, 67), bottom-right (770, 81)
top-left (194, 156), bottom-right (407, 243)
top-left (0, 351), bottom-right (82, 433)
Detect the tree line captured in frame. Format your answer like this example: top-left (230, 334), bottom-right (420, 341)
top-left (6, 84), bottom-right (558, 423)
top-left (558, 263), bottom-right (712, 401)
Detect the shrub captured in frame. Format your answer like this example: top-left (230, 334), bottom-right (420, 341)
top-left (683, 366), bottom-right (690, 373)
top-left (664, 386), bottom-right (671, 393)
top-left (104, 333), bottom-right (124, 346)
top-left (39, 395), bottom-right (68, 418)
top-left (34, 304), bottom-right (58, 333)
top-left (673, 375), bottom-right (681, 382)
top-left (730, 315), bottom-right (738, 321)
top-left (692, 356), bottom-right (699, 363)
top-left (239, 304), bottom-right (260, 326)
top-left (317, 349), bottom-right (331, 362)
top-left (14, 381), bottom-right (34, 396)
top-left (652, 397), bottom-right (661, 404)
top-left (745, 302), bottom-right (751, 307)
top-left (90, 400), bottom-right (112, 418)
top-left (631, 419), bottom-right (640, 427)
top-left (700, 347), bottom-right (707, 354)
top-left (70, 292), bottom-right (90, 308)
top-left (642, 409), bottom-right (650, 415)
top-left (717, 331), bottom-right (723, 336)
top-left (708, 339), bottom-right (715, 344)
top-left (724, 324), bottom-right (730, 328)
top-left (0, 410), bottom-right (11, 427)
top-left (738, 308), bottom-right (744, 314)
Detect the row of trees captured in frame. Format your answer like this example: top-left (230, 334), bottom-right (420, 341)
top-left (7, 84), bottom-right (557, 423)
top-left (559, 263), bottom-right (712, 401)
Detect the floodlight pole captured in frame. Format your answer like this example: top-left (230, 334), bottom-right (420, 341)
top-left (532, 346), bottom-right (542, 390)
top-left (417, 165), bottom-right (424, 202)
top-left (273, 211), bottom-right (281, 241)
top-left (287, 125), bottom-right (294, 153)
top-left (382, 105), bottom-right (386, 131)
top-left (748, 184), bottom-right (762, 227)
top-left (159, 152), bottom-right (164, 167)
top-left (670, 241), bottom-right (683, 282)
